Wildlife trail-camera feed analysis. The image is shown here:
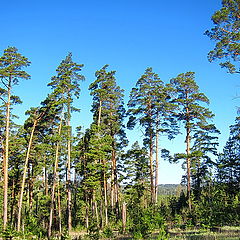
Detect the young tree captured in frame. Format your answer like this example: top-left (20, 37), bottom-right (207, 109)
top-left (217, 116), bottom-right (240, 193)
top-left (170, 72), bottom-right (215, 210)
top-left (190, 123), bottom-right (219, 200)
top-left (205, 0), bottom-right (240, 73)
top-left (122, 141), bottom-right (150, 206)
top-left (0, 47), bottom-right (30, 230)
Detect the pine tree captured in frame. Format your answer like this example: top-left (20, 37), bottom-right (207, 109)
top-left (217, 116), bottom-right (240, 193)
top-left (170, 72), bottom-right (215, 210)
top-left (190, 123), bottom-right (219, 200)
top-left (127, 67), bottom-right (178, 204)
top-left (205, 0), bottom-right (240, 73)
top-left (122, 141), bottom-right (150, 206)
top-left (89, 65), bottom-right (126, 220)
top-left (0, 47), bottom-right (30, 230)
top-left (47, 53), bottom-right (84, 233)
top-left (17, 107), bottom-right (46, 231)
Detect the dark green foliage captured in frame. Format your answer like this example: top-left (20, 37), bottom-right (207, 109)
top-left (127, 67), bottom-right (178, 140)
top-left (128, 206), bottom-right (167, 239)
top-left (194, 183), bottom-right (240, 227)
top-left (127, 67), bottom-right (179, 204)
top-left (217, 116), bottom-right (240, 193)
top-left (1, 226), bottom-right (18, 239)
top-left (205, 0), bottom-right (240, 73)
top-left (0, 46), bottom-right (239, 238)
top-left (191, 124), bottom-right (220, 199)
top-left (0, 46), bottom-right (31, 82)
top-left (122, 142), bottom-right (150, 214)
top-left (89, 64), bottom-right (127, 147)
top-left (48, 52), bottom-right (84, 104)
top-left (87, 218), bottom-right (100, 240)
top-left (170, 72), bottom-right (218, 206)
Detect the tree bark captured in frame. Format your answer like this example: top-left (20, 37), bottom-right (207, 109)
top-left (17, 118), bottom-right (39, 231)
top-left (155, 129), bottom-right (159, 204)
top-left (186, 125), bottom-right (192, 211)
top-left (122, 202), bottom-right (126, 233)
top-left (103, 162), bottom-right (108, 226)
top-left (3, 81), bottom-right (11, 230)
top-left (98, 99), bottom-right (108, 226)
top-left (67, 115), bottom-right (72, 231)
top-left (57, 182), bottom-right (62, 235)
top-left (149, 133), bottom-right (155, 205)
top-left (48, 119), bottom-right (62, 237)
top-left (44, 155), bottom-right (48, 196)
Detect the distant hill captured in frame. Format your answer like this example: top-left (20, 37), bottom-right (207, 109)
top-left (157, 184), bottom-right (186, 196)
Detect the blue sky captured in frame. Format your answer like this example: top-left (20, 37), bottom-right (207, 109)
top-left (1, 0), bottom-right (239, 184)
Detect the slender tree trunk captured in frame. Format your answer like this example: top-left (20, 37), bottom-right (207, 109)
top-left (122, 202), bottom-right (126, 233)
top-left (111, 145), bottom-right (119, 216)
top-left (186, 125), bottom-right (191, 211)
top-left (67, 114), bottom-right (72, 231)
top-left (103, 167), bottom-right (108, 226)
top-left (57, 182), bottom-right (62, 235)
top-left (3, 82), bottom-right (11, 230)
top-left (196, 159), bottom-right (201, 200)
top-left (97, 100), bottom-right (102, 127)
top-left (86, 203), bottom-right (89, 229)
top-left (10, 179), bottom-right (15, 227)
top-left (49, 119), bottom-right (62, 237)
top-left (149, 134), bottom-right (155, 205)
top-left (17, 119), bottom-right (38, 231)
top-left (93, 192), bottom-right (99, 227)
top-left (29, 164), bottom-right (34, 210)
top-left (155, 129), bottom-right (159, 204)
top-left (185, 92), bottom-right (192, 211)
top-left (44, 156), bottom-right (48, 196)
top-left (98, 100), bottom-right (108, 225)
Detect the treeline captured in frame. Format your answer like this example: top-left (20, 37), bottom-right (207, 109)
top-left (0, 46), bottom-right (239, 239)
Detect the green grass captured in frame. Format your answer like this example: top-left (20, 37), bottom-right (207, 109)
top-left (168, 227), bottom-right (240, 240)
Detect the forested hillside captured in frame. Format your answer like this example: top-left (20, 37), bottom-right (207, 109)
top-left (157, 184), bottom-right (185, 196)
top-left (0, 0), bottom-right (239, 239)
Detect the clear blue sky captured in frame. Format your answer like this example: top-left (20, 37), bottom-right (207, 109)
top-left (1, 0), bottom-right (239, 184)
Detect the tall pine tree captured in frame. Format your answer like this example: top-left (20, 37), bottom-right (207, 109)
top-left (0, 47), bottom-right (30, 230)
top-left (170, 72), bottom-right (215, 210)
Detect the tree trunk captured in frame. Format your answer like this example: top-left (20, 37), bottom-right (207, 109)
top-left (10, 179), bottom-right (15, 227)
top-left (44, 156), bottom-right (48, 196)
top-left (93, 192), bottom-right (99, 227)
top-left (103, 162), bottom-right (108, 226)
top-left (48, 119), bottom-right (62, 237)
top-left (149, 134), bottom-right (155, 205)
top-left (86, 203), bottom-right (89, 229)
top-left (97, 100), bottom-right (102, 127)
top-left (186, 126), bottom-right (191, 211)
top-left (17, 119), bottom-right (38, 231)
top-left (3, 82), bottom-right (11, 230)
top-left (57, 183), bottom-right (62, 235)
top-left (122, 202), bottom-right (126, 233)
top-left (98, 100), bottom-right (108, 226)
top-left (155, 129), bottom-right (159, 204)
top-left (67, 117), bottom-right (72, 231)
top-left (29, 163), bottom-right (34, 210)
top-left (111, 145), bottom-right (119, 216)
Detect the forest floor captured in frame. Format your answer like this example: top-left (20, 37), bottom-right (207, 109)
top-left (69, 226), bottom-right (240, 240)
top-left (167, 226), bottom-right (240, 239)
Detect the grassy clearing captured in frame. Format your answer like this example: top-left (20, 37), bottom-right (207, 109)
top-left (167, 227), bottom-right (240, 240)
top-left (68, 227), bottom-right (240, 240)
